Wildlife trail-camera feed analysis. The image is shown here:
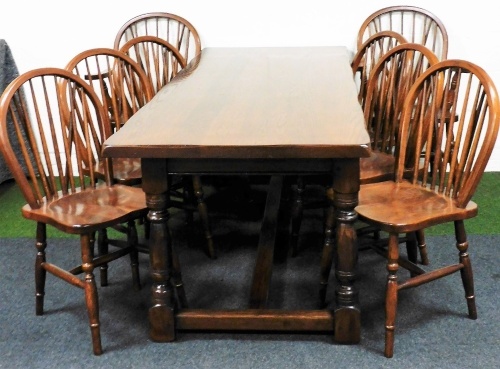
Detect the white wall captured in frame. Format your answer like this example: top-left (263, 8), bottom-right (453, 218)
top-left (2, 0), bottom-right (499, 170)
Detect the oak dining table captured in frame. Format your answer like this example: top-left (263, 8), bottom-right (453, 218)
top-left (102, 46), bottom-right (371, 344)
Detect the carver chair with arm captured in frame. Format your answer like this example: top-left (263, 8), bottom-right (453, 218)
top-left (356, 59), bottom-right (500, 357)
top-left (0, 67), bottom-right (150, 355)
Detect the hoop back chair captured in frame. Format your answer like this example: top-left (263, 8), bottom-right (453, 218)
top-left (114, 12), bottom-right (201, 65)
top-left (363, 43), bottom-right (440, 171)
top-left (356, 59), bottom-right (500, 357)
top-left (65, 47), bottom-right (153, 186)
top-left (312, 43), bottom-right (441, 307)
top-left (357, 6), bottom-right (448, 62)
top-left (66, 48), bottom-right (153, 132)
top-left (351, 30), bottom-right (408, 109)
top-left (290, 44), bottom-right (439, 268)
top-left (119, 35), bottom-right (187, 94)
top-left (66, 47), bottom-right (214, 260)
top-left (0, 67), bottom-right (149, 355)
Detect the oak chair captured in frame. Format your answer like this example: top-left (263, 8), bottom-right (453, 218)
top-left (356, 59), bottom-right (500, 357)
top-left (118, 36), bottom-right (214, 255)
top-left (357, 5), bottom-right (448, 62)
top-left (290, 44), bottom-right (439, 269)
top-left (119, 35), bottom-right (187, 94)
top-left (289, 32), bottom-right (408, 257)
top-left (352, 30), bottom-right (408, 109)
top-left (65, 47), bottom-right (153, 186)
top-left (65, 47), bottom-right (214, 260)
top-left (114, 12), bottom-right (201, 65)
top-left (315, 43), bottom-right (441, 306)
top-left (0, 67), bottom-right (149, 355)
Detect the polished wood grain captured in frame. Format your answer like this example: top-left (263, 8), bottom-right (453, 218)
top-left (105, 47), bottom-right (369, 159)
top-left (103, 46), bottom-right (371, 345)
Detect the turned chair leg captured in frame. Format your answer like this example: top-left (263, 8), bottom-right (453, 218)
top-left (289, 176), bottom-right (305, 257)
top-left (319, 195), bottom-right (336, 308)
top-left (454, 220), bottom-right (477, 319)
top-left (385, 233), bottom-right (400, 358)
top-left (192, 175), bottom-right (215, 259)
top-left (97, 229), bottom-right (109, 287)
top-left (81, 234), bottom-right (103, 355)
top-left (126, 220), bottom-right (142, 291)
top-left (171, 246), bottom-right (188, 309)
top-left (405, 232), bottom-right (418, 264)
top-left (35, 222), bottom-right (47, 316)
top-left (416, 229), bottom-right (429, 265)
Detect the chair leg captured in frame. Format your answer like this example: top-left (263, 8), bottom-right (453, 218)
top-left (171, 246), bottom-right (188, 309)
top-left (319, 195), bottom-right (336, 308)
top-left (35, 222), bottom-right (47, 316)
top-left (385, 233), bottom-right (400, 358)
top-left (181, 176), bottom-right (195, 226)
top-left (97, 229), bottom-right (109, 287)
top-left (126, 220), bottom-right (142, 291)
top-left (416, 229), bottom-right (429, 265)
top-left (405, 231), bottom-right (418, 265)
top-left (289, 176), bottom-right (305, 257)
top-left (192, 175), bottom-right (215, 259)
top-left (454, 220), bottom-right (477, 319)
top-left (143, 216), bottom-right (150, 240)
top-left (80, 234), bottom-right (103, 355)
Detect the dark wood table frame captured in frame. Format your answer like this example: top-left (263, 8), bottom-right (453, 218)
top-left (103, 47), bottom-right (371, 344)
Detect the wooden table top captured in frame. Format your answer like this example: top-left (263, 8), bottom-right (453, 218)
top-left (102, 46), bottom-right (370, 159)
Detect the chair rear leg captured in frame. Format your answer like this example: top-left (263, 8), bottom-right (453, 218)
top-left (192, 175), bottom-right (215, 259)
top-left (454, 220), bottom-right (477, 319)
top-left (80, 234), bottom-right (103, 355)
top-left (319, 197), bottom-right (336, 308)
top-left (405, 232), bottom-right (418, 263)
top-left (385, 233), bottom-right (400, 358)
top-left (416, 229), bottom-right (429, 265)
top-left (97, 229), bottom-right (109, 287)
top-left (35, 222), bottom-right (47, 316)
top-left (127, 220), bottom-right (142, 291)
top-left (289, 176), bottom-right (305, 257)
top-left (171, 246), bottom-right (188, 309)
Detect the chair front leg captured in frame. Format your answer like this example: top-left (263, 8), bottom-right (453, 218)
top-left (454, 220), bottom-right (477, 319)
top-left (385, 232), bottom-right (400, 358)
top-left (35, 222), bottom-right (47, 316)
top-left (80, 233), bottom-right (102, 355)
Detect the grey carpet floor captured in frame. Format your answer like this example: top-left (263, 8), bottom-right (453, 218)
top-left (1, 198), bottom-right (499, 368)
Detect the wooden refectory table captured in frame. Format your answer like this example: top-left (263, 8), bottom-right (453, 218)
top-left (102, 46), bottom-right (371, 344)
